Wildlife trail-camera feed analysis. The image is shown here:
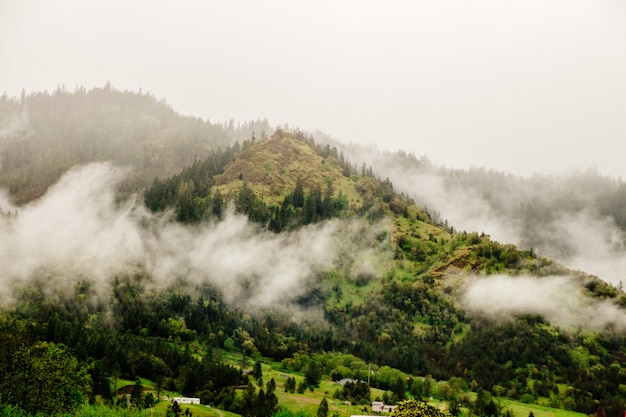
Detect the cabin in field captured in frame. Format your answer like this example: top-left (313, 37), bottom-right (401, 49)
top-left (172, 397), bottom-right (201, 405)
top-left (371, 401), bottom-right (396, 413)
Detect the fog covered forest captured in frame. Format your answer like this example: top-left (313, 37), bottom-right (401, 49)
top-left (2, 87), bottom-right (626, 417)
top-left (330, 136), bottom-right (626, 288)
top-left (4, 86), bottom-right (626, 281)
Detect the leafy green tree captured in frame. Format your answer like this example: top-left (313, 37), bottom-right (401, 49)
top-left (253, 360), bottom-right (263, 379)
top-left (0, 327), bottom-right (91, 417)
top-left (167, 400), bottom-right (183, 417)
top-left (285, 377), bottom-right (296, 393)
top-left (297, 380), bottom-right (307, 394)
top-left (143, 392), bottom-right (156, 409)
top-left (375, 366), bottom-right (407, 390)
top-left (411, 378), bottom-right (424, 399)
top-left (223, 337), bottom-right (235, 350)
top-left (393, 377), bottom-right (407, 402)
top-left (130, 379), bottom-right (144, 407)
top-left (293, 177), bottom-right (305, 207)
top-left (266, 378), bottom-right (276, 394)
top-left (304, 361), bottom-right (323, 388)
top-left (391, 400), bottom-right (450, 417)
top-left (422, 375), bottom-right (434, 399)
top-left (473, 389), bottom-right (499, 417)
top-left (0, 404), bottom-right (32, 417)
top-left (317, 397), bottom-right (329, 417)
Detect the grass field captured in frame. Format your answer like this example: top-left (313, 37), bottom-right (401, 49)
top-left (499, 398), bottom-right (586, 417)
top-left (146, 401), bottom-right (240, 417)
top-left (112, 354), bottom-right (589, 417)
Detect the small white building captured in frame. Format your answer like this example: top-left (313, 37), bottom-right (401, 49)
top-left (172, 397), bottom-right (201, 405)
top-left (372, 401), bottom-right (396, 413)
top-left (372, 401), bottom-right (385, 412)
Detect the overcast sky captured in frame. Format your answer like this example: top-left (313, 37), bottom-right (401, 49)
top-left (2, 1), bottom-right (625, 178)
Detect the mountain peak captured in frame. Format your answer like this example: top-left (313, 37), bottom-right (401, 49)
top-left (216, 130), bottom-right (356, 205)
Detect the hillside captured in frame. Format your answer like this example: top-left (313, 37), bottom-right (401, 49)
top-left (140, 129), bottom-right (626, 415)
top-left (0, 85), bottom-right (233, 203)
top-left (338, 144), bottom-right (626, 287)
top-left (215, 130), bottom-right (361, 207)
top-left (1, 90), bottom-right (626, 417)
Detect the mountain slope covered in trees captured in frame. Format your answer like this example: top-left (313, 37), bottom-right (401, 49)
top-left (1, 89), bottom-right (626, 417)
top-left (132, 130), bottom-right (626, 415)
top-left (338, 145), bottom-right (626, 288)
top-left (0, 85), bottom-right (236, 203)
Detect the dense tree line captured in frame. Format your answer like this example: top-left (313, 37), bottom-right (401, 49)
top-left (4, 105), bottom-right (626, 416)
top-left (443, 316), bottom-right (626, 417)
top-left (144, 142), bottom-right (240, 221)
top-left (0, 85), bottom-right (234, 204)
top-left (4, 237), bottom-right (626, 416)
top-left (345, 146), bottom-right (626, 260)
top-left (143, 129), bottom-right (416, 229)
top-left (0, 316), bottom-right (91, 415)
top-left (141, 134), bottom-right (626, 415)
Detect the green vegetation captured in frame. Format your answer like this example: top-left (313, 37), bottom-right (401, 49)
top-left (391, 400), bottom-right (450, 417)
top-left (1, 89), bottom-right (626, 417)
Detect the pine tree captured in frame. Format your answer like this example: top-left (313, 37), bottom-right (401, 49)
top-left (317, 397), bottom-right (329, 417)
top-left (293, 177), bottom-right (305, 207)
top-left (253, 360), bottom-right (263, 379)
top-left (304, 361), bottom-right (322, 388)
top-left (131, 379), bottom-right (144, 407)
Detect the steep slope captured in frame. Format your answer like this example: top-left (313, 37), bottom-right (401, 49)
top-left (0, 86), bottom-right (232, 204)
top-left (144, 128), bottom-right (416, 226)
top-left (3, 98), bottom-right (626, 415)
top-left (143, 130), bottom-right (626, 416)
top-left (215, 129), bottom-right (360, 206)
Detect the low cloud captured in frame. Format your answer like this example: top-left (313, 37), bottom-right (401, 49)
top-left (0, 110), bottom-right (28, 140)
top-left (341, 144), bottom-right (626, 286)
top-left (459, 275), bottom-right (626, 332)
top-left (0, 162), bottom-right (393, 313)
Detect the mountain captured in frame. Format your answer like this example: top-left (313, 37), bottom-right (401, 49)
top-left (0, 85), bottom-right (234, 204)
top-left (338, 145), bottom-right (626, 287)
top-left (142, 129), bottom-right (626, 414)
top-left (1, 88), bottom-right (626, 417)
top-left (215, 130), bottom-right (358, 204)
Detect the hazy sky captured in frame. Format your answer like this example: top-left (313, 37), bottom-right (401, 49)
top-left (2, 1), bottom-right (625, 177)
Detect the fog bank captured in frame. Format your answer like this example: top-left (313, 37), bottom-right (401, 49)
top-left (460, 275), bottom-right (626, 332)
top-left (340, 144), bottom-right (626, 286)
top-left (0, 162), bottom-right (392, 312)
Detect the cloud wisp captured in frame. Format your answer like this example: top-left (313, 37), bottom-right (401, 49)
top-left (0, 162), bottom-right (392, 313)
top-left (4, 160), bottom-right (623, 333)
top-left (340, 144), bottom-right (626, 286)
top-left (459, 275), bottom-right (626, 332)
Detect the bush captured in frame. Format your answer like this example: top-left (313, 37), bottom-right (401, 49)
top-left (391, 400), bottom-right (450, 417)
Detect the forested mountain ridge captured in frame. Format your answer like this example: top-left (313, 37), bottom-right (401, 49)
top-left (144, 128), bottom-right (415, 227)
top-left (338, 144), bottom-right (626, 288)
top-left (215, 130), bottom-right (359, 205)
top-left (2, 88), bottom-right (626, 417)
top-left (0, 85), bottom-right (235, 204)
top-left (140, 128), bottom-right (626, 415)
